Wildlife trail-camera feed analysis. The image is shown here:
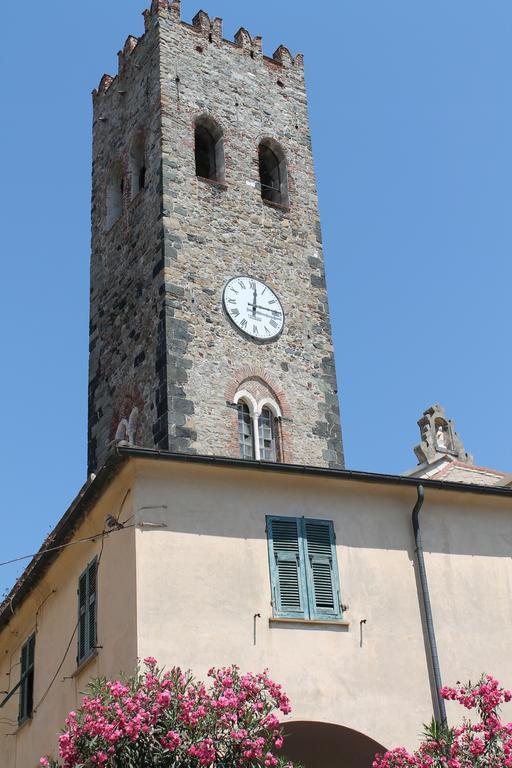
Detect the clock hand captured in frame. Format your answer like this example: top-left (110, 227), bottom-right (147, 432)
top-left (247, 304), bottom-right (281, 315)
top-left (252, 286), bottom-right (257, 317)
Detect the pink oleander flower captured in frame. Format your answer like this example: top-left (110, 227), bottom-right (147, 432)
top-left (375, 674), bottom-right (512, 768)
top-left (41, 662), bottom-right (293, 768)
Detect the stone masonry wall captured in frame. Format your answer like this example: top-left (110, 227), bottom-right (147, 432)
top-left (88, 13), bottom-right (168, 474)
top-left (157, 3), bottom-right (344, 467)
top-left (88, 0), bottom-right (344, 472)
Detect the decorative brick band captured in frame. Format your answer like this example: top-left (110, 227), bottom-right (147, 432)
top-left (225, 367), bottom-right (291, 419)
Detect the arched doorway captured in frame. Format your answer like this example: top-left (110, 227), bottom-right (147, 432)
top-left (283, 721), bottom-right (386, 768)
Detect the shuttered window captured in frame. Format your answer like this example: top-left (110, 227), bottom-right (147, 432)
top-left (19, 634), bottom-right (35, 723)
top-left (78, 559), bottom-right (97, 664)
top-left (267, 516), bottom-right (342, 621)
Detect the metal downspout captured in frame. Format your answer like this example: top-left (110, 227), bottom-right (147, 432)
top-left (412, 484), bottom-right (448, 727)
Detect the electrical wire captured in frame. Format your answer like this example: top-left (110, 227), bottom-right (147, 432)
top-left (0, 525), bottom-right (135, 569)
top-left (5, 491), bottom-right (135, 718)
top-left (33, 524), bottom-right (109, 715)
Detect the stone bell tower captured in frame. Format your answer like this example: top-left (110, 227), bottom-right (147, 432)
top-left (88, 0), bottom-right (344, 474)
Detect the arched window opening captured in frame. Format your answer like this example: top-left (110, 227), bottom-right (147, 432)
top-left (258, 407), bottom-right (279, 462)
top-left (258, 140), bottom-right (289, 207)
top-left (238, 401), bottom-right (255, 460)
top-left (130, 135), bottom-right (146, 199)
top-left (195, 118), bottom-right (225, 183)
top-left (106, 165), bottom-right (123, 229)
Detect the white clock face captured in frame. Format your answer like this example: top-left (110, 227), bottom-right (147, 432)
top-left (223, 276), bottom-right (284, 340)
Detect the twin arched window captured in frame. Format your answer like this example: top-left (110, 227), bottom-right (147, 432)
top-left (236, 395), bottom-right (281, 462)
top-left (194, 118), bottom-right (289, 207)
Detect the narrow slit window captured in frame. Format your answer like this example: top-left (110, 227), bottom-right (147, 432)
top-left (238, 401), bottom-right (254, 460)
top-left (130, 134), bottom-right (146, 199)
top-left (259, 407), bottom-right (279, 462)
top-left (258, 140), bottom-right (289, 207)
top-left (195, 118), bottom-right (225, 183)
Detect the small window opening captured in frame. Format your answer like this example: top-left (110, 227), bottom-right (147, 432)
top-left (130, 134), bottom-right (146, 200)
top-left (259, 407), bottom-right (279, 462)
top-left (195, 117), bottom-right (225, 183)
top-left (238, 402), bottom-right (254, 460)
top-left (250, 50), bottom-right (255, 59)
top-left (258, 140), bottom-right (289, 207)
top-left (208, 33), bottom-right (213, 43)
top-left (106, 165), bottom-right (123, 229)
top-left (138, 166), bottom-right (146, 191)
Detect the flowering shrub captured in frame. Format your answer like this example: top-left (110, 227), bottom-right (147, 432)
top-left (373, 675), bottom-right (512, 768)
top-left (41, 659), bottom-right (294, 768)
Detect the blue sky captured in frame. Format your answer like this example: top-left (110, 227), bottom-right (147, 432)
top-left (1, 0), bottom-right (511, 595)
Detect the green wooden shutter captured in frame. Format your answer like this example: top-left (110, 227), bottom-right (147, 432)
top-left (78, 570), bottom-right (88, 662)
top-left (18, 634), bottom-right (35, 722)
top-left (26, 634), bottom-right (35, 718)
top-left (88, 560), bottom-right (97, 652)
top-left (78, 558), bottom-right (98, 663)
top-left (18, 640), bottom-right (28, 722)
top-left (267, 517), bottom-right (307, 618)
top-left (302, 519), bottom-right (342, 620)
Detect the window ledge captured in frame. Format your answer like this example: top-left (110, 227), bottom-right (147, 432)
top-left (128, 188), bottom-right (145, 206)
top-left (269, 617), bottom-right (349, 628)
top-left (16, 715), bottom-right (33, 733)
top-left (106, 215), bottom-right (123, 234)
top-left (73, 649), bottom-right (99, 678)
top-left (196, 176), bottom-right (228, 190)
top-left (262, 199), bottom-right (290, 213)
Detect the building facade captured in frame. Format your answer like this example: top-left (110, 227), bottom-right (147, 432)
top-left (1, 453), bottom-right (512, 767)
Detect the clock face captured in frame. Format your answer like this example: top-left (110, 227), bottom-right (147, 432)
top-left (223, 276), bottom-right (284, 341)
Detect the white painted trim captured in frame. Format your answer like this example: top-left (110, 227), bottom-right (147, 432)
top-left (234, 391), bottom-right (281, 462)
top-left (233, 390), bottom-right (258, 417)
top-left (257, 398), bottom-right (282, 419)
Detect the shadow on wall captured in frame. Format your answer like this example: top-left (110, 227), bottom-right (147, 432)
top-left (282, 721), bottom-right (386, 768)
top-left (136, 464), bottom-right (512, 559)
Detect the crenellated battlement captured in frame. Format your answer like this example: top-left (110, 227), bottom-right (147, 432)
top-left (93, 1), bottom-right (303, 97)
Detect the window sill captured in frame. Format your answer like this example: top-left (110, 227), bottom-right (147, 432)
top-left (269, 617), bottom-right (349, 628)
top-left (128, 188), bottom-right (145, 206)
top-left (106, 216), bottom-right (123, 234)
top-left (262, 199), bottom-right (290, 213)
top-left (73, 649), bottom-right (99, 678)
top-left (196, 176), bottom-right (228, 190)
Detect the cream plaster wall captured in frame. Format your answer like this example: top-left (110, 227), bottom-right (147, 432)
top-left (0, 464), bottom-right (138, 768)
top-left (2, 457), bottom-right (511, 766)
top-left (132, 459), bottom-right (512, 753)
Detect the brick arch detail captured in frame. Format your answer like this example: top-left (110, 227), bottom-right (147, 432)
top-left (225, 367), bottom-right (291, 419)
